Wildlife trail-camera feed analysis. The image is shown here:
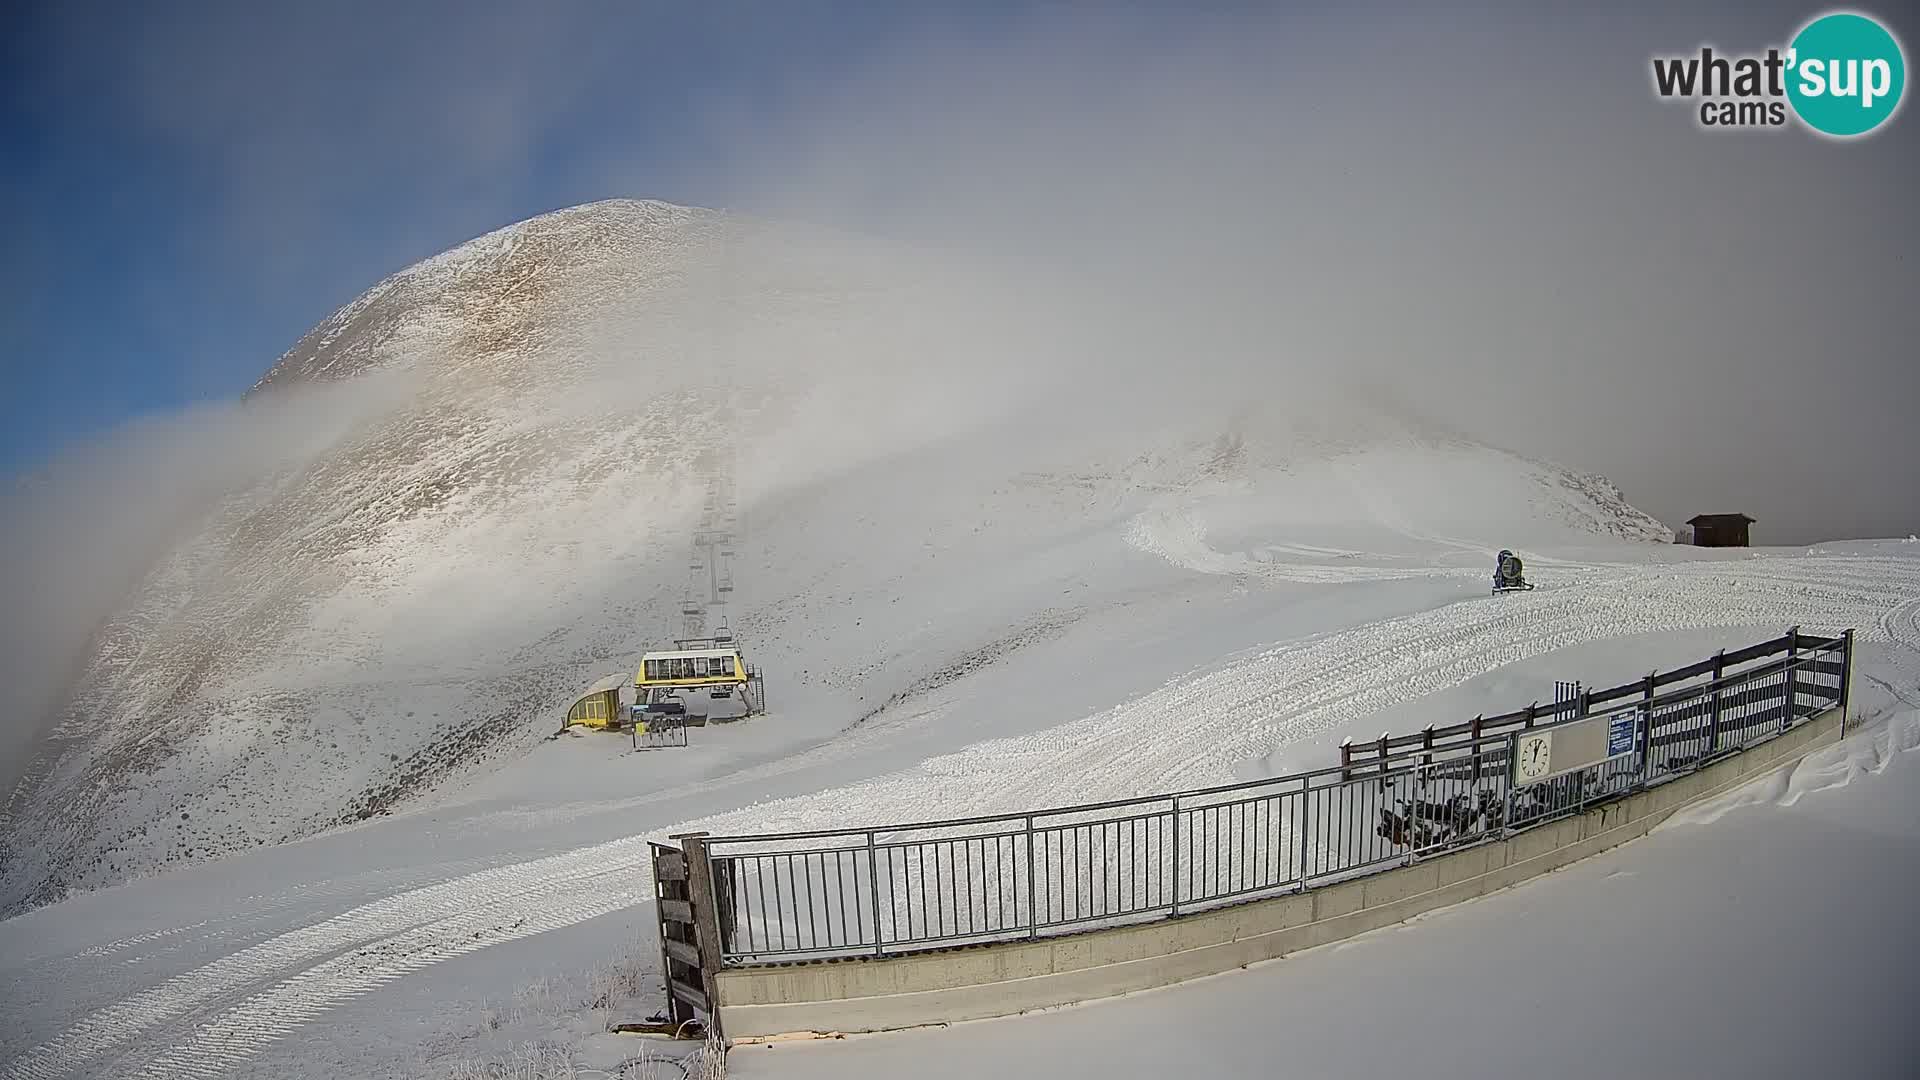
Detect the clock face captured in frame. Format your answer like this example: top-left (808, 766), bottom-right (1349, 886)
top-left (1516, 732), bottom-right (1553, 782)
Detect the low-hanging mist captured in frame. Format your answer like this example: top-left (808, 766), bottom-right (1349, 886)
top-left (0, 197), bottom-right (1679, 914)
top-left (3, 3), bottom-right (1913, 914)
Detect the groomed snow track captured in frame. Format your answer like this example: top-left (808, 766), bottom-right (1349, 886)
top-left (5, 549), bottom-right (1920, 1079)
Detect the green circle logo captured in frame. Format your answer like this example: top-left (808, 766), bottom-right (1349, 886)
top-left (1787, 12), bottom-right (1906, 137)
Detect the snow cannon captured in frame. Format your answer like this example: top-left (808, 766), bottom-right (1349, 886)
top-left (1492, 549), bottom-right (1533, 594)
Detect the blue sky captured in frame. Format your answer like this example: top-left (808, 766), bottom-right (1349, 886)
top-left (2, 0), bottom-right (1915, 545)
top-left (0, 1), bottom-right (1023, 468)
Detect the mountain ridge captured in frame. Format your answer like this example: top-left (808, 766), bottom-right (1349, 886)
top-left (0, 199), bottom-right (1670, 916)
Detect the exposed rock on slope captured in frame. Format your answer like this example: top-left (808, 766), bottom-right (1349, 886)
top-left (0, 200), bottom-right (1669, 916)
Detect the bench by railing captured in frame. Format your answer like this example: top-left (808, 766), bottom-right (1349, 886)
top-left (678, 628), bottom-right (1852, 968)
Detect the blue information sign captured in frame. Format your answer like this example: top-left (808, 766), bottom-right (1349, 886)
top-left (1607, 709), bottom-right (1638, 757)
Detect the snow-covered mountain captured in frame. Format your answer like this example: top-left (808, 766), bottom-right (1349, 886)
top-left (0, 199), bottom-right (1669, 917)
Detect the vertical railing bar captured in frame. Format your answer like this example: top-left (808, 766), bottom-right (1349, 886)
top-left (1107, 822), bottom-right (1117, 918)
top-left (1217, 804), bottom-right (1226, 898)
top-left (1839, 629), bottom-right (1854, 736)
top-left (999, 833), bottom-right (1009, 936)
top-left (1024, 816), bottom-right (1037, 937)
top-left (1012, 832), bottom-right (1021, 933)
top-left (1326, 784), bottom-right (1336, 876)
top-left (1295, 783), bottom-right (1308, 886)
top-left (1095, 821), bottom-right (1104, 917)
top-left (1230, 801), bottom-right (1239, 894)
top-left (1354, 777), bottom-right (1365, 871)
top-left (1097, 821), bottom-right (1106, 918)
top-left (1315, 785), bottom-right (1327, 880)
top-left (1209, 804), bottom-right (1218, 900)
top-left (787, 854), bottom-right (804, 953)
top-left (1356, 777), bottom-right (1367, 870)
top-left (1094, 823), bottom-right (1104, 917)
top-left (1241, 799), bottom-right (1250, 892)
top-left (769, 854), bottom-right (788, 953)
top-left (930, 841), bottom-right (942, 940)
top-left (964, 837), bottom-right (976, 935)
top-left (756, 854), bottom-right (772, 955)
top-left (1171, 795), bottom-right (1183, 916)
top-left (832, 849), bottom-right (848, 949)
top-left (1137, 815), bottom-right (1146, 913)
top-left (916, 845), bottom-right (929, 942)
top-left (1067, 822), bottom-right (1082, 914)
top-left (871, 843), bottom-right (885, 947)
top-left (943, 841), bottom-right (954, 939)
top-left (1209, 805), bottom-right (1220, 900)
top-left (1253, 797), bottom-right (1264, 889)
top-left (1065, 825), bottom-right (1075, 923)
top-left (907, 843), bottom-right (920, 942)
top-left (1250, 797), bottom-right (1261, 890)
top-left (1224, 802), bottom-right (1234, 897)
top-left (1205, 805), bottom-right (1214, 901)
top-left (802, 852), bottom-right (818, 950)
top-left (1107, 819), bottom-right (1118, 916)
top-left (1784, 626), bottom-right (1800, 733)
top-left (985, 835), bottom-right (997, 935)
top-left (1159, 807), bottom-right (1169, 909)
top-left (1262, 796), bottom-right (1273, 888)
top-left (792, 853), bottom-right (807, 953)
top-left (1127, 818), bottom-right (1137, 913)
top-left (1052, 822), bottom-right (1067, 914)
top-left (1039, 826), bottom-right (1048, 929)
top-left (1096, 822), bottom-right (1106, 919)
top-left (901, 844), bottom-right (913, 943)
top-left (886, 843), bottom-right (899, 945)
top-left (1205, 803), bottom-right (1221, 895)
top-left (1199, 806), bottom-right (1210, 903)
top-left (1055, 825), bottom-right (1066, 923)
top-left (899, 844), bottom-right (911, 944)
top-left (1137, 816), bottom-right (1147, 913)
top-left (923, 842), bottom-right (935, 942)
top-left (1068, 824), bottom-right (1079, 921)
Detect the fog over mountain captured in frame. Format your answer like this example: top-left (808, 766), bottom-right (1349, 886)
top-left (2, 3), bottom-right (1912, 912)
top-left (0, 196), bottom-right (1684, 913)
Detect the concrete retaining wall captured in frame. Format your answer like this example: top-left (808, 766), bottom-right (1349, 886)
top-left (716, 706), bottom-right (1844, 1040)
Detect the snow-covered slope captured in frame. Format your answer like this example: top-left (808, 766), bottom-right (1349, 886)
top-left (0, 199), bottom-right (1671, 918)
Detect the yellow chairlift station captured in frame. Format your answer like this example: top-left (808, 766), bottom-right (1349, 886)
top-left (635, 634), bottom-right (766, 717)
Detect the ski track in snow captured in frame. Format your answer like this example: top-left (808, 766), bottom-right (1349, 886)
top-left (7, 550), bottom-right (1920, 1079)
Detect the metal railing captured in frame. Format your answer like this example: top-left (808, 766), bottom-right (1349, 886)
top-left (696, 628), bottom-right (1852, 965)
top-left (634, 713), bottom-right (691, 750)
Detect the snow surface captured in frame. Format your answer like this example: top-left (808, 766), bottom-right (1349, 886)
top-left (3, 535), bottom-right (1914, 1080)
top-left (3, 201), bottom-right (1918, 1079)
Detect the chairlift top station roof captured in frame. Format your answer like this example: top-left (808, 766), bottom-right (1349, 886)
top-left (640, 646), bottom-right (743, 661)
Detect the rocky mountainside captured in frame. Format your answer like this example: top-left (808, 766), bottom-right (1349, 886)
top-left (0, 200), bottom-right (1669, 916)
